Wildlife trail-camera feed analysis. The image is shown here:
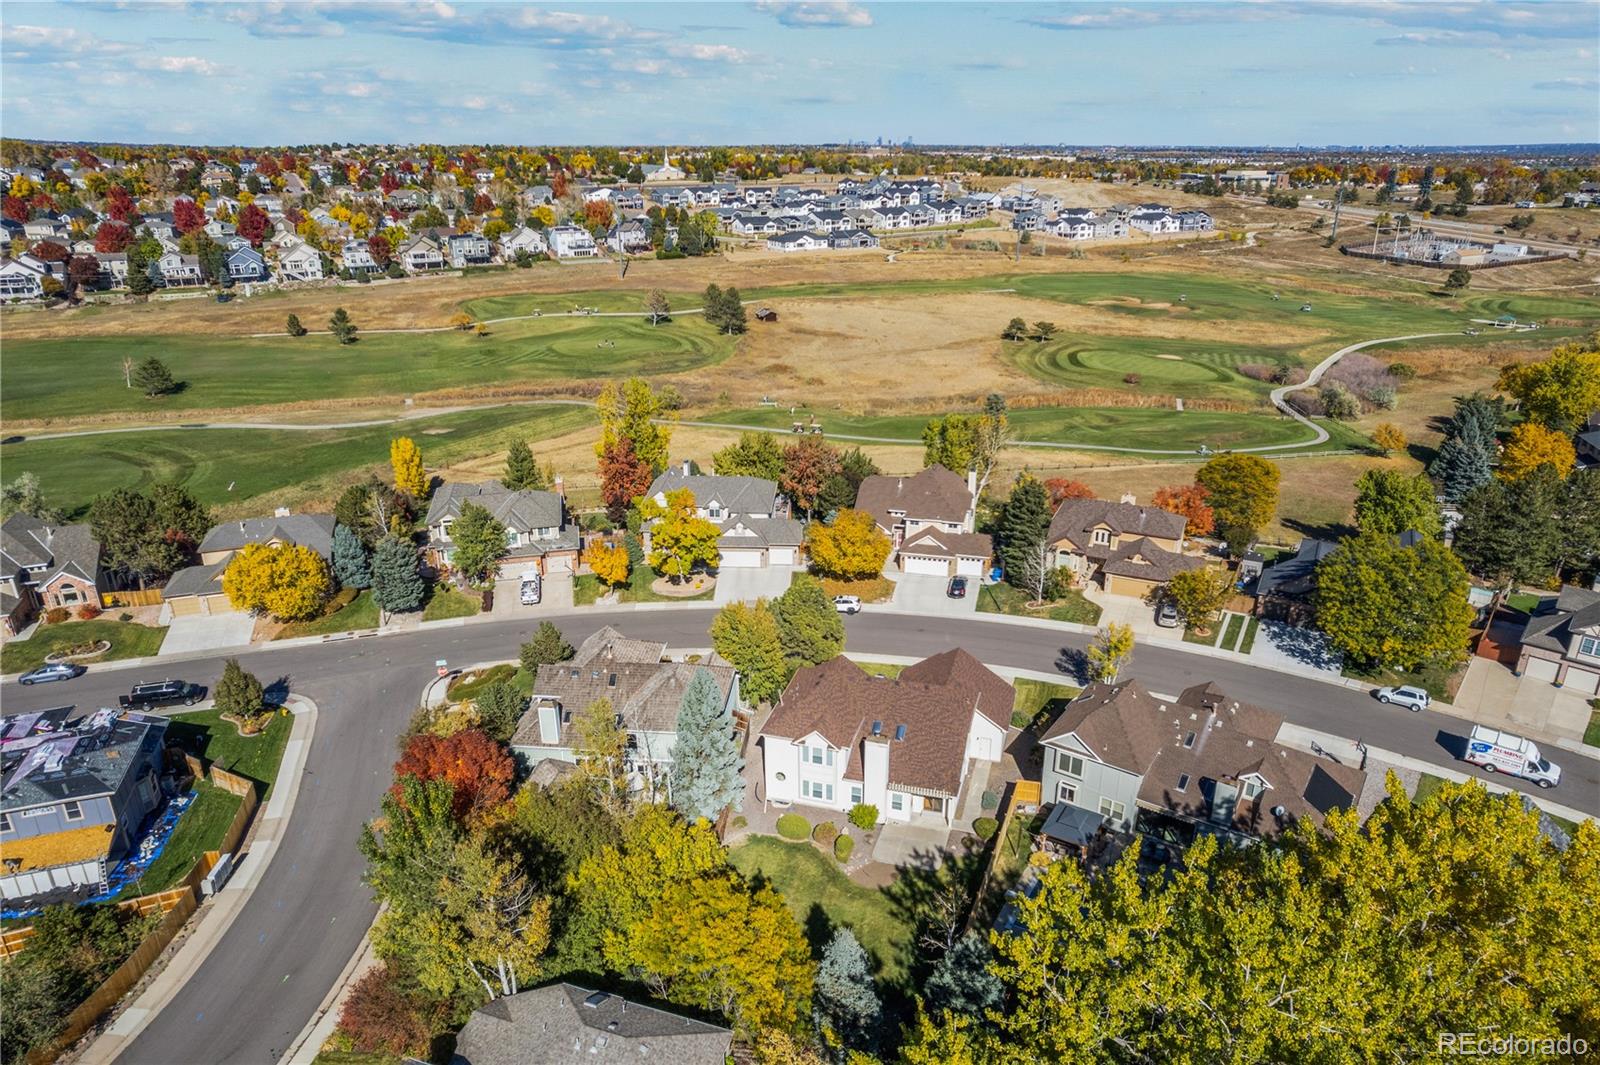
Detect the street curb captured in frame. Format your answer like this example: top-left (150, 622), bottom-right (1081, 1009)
top-left (280, 912), bottom-right (381, 1065)
top-left (80, 695), bottom-right (318, 1065)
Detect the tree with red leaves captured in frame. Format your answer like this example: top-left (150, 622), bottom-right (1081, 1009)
top-left (67, 254), bottom-right (102, 291)
top-left (94, 221), bottom-right (134, 252)
top-left (473, 191), bottom-right (494, 215)
top-left (367, 233), bottom-right (391, 266)
top-left (1151, 484), bottom-right (1215, 537)
top-left (173, 198), bottom-right (206, 234)
top-left (390, 729), bottom-right (514, 823)
top-left (30, 241), bottom-right (69, 263)
top-left (582, 199), bottom-right (614, 232)
top-left (237, 203), bottom-right (270, 245)
top-left (549, 170), bottom-right (569, 199)
top-left (3, 195), bottom-right (29, 223)
top-left (781, 436), bottom-right (842, 519)
top-left (105, 185), bottom-right (136, 223)
top-left (380, 171), bottom-right (400, 195)
top-left (599, 436), bottom-right (654, 524)
top-left (279, 151), bottom-right (297, 173)
top-left (336, 963), bottom-right (443, 1058)
top-left (256, 155), bottom-right (279, 178)
top-left (1043, 478), bottom-right (1095, 507)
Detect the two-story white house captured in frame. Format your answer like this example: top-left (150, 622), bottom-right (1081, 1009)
top-left (499, 226), bottom-right (548, 259)
top-left (854, 464), bottom-right (990, 577)
top-left (644, 466), bottom-right (803, 569)
top-left (398, 234), bottom-right (446, 273)
top-left (276, 239), bottom-right (324, 281)
top-left (759, 649), bottom-right (1011, 826)
top-left (340, 239), bottom-right (379, 273)
top-left (547, 225), bottom-right (599, 259)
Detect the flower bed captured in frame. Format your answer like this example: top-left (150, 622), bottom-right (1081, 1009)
top-left (44, 640), bottom-right (112, 663)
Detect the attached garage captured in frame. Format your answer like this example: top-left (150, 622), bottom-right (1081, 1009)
top-left (897, 528), bottom-right (992, 579)
top-left (1099, 539), bottom-right (1206, 601)
top-left (1523, 657), bottom-right (1560, 684)
top-left (768, 545), bottom-right (798, 566)
top-left (714, 517), bottom-right (805, 570)
top-left (719, 548), bottom-right (765, 568)
top-left (1106, 573), bottom-right (1161, 599)
top-left (1563, 666), bottom-right (1600, 696)
top-left (168, 596), bottom-right (203, 617)
top-left (902, 553), bottom-right (950, 577)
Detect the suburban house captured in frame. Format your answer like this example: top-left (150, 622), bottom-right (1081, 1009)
top-left (1515, 583), bottom-right (1600, 697)
top-left (155, 252), bottom-right (204, 286)
top-left (1575, 411), bottom-right (1600, 469)
top-left (398, 234), bottom-right (446, 273)
top-left (511, 627), bottom-right (740, 799)
top-left (766, 231), bottom-right (831, 252)
top-left (162, 511), bottom-right (335, 617)
top-left (1245, 537), bottom-right (1338, 620)
top-left (1038, 679), bottom-right (1366, 844)
top-left (547, 225), bottom-right (600, 258)
top-left (444, 231), bottom-right (493, 268)
top-left (1, 515), bottom-right (106, 635)
top-left (759, 649), bottom-right (1011, 826)
top-left (498, 226), bottom-right (548, 259)
top-left (276, 239), bottom-right (324, 281)
top-left (340, 240), bottom-right (379, 273)
top-left (424, 481), bottom-right (579, 582)
top-left (644, 467), bottom-right (803, 568)
top-left (854, 465), bottom-right (989, 576)
top-left (225, 244), bottom-right (268, 282)
top-left (1045, 494), bottom-right (1199, 597)
top-left (0, 257), bottom-right (47, 301)
top-left (0, 708), bottom-right (169, 902)
top-left (450, 983), bottom-right (732, 1065)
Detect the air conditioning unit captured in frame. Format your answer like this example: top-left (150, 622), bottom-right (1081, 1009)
top-left (201, 852), bottom-right (235, 897)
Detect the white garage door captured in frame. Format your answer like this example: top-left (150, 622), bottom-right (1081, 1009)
top-left (720, 548), bottom-right (764, 569)
top-left (902, 554), bottom-right (948, 576)
top-left (769, 546), bottom-right (796, 566)
top-left (1564, 666), bottom-right (1600, 696)
top-left (1524, 657), bottom-right (1560, 683)
top-left (953, 556), bottom-right (984, 577)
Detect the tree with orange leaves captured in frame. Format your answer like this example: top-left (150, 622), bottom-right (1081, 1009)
top-left (1043, 478), bottom-right (1094, 507)
top-left (391, 729), bottom-right (514, 823)
top-left (1151, 484), bottom-right (1215, 536)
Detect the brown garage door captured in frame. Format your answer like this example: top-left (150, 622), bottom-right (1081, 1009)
top-left (167, 596), bottom-right (202, 617)
top-left (1107, 575), bottom-right (1157, 599)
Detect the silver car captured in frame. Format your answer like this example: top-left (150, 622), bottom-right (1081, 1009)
top-left (18, 662), bottom-right (86, 685)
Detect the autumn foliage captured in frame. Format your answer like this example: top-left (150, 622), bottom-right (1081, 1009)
top-left (584, 541), bottom-right (631, 588)
top-left (1151, 484), bottom-right (1215, 536)
top-left (336, 963), bottom-right (444, 1057)
top-left (173, 198), bottom-right (206, 234)
top-left (94, 221), bottom-right (133, 252)
top-left (391, 729), bottom-right (515, 823)
top-left (599, 436), bottom-right (654, 523)
top-left (1044, 478), bottom-right (1094, 506)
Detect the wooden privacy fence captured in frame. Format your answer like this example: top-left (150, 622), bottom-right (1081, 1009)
top-left (100, 589), bottom-right (164, 609)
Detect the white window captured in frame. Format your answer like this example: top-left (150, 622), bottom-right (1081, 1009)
top-left (1579, 635), bottom-right (1600, 660)
top-left (708, 506), bottom-right (723, 519)
top-left (804, 744), bottom-right (833, 767)
top-left (849, 785), bottom-right (863, 806)
top-left (0, 812), bottom-right (10, 832)
top-left (1056, 782), bottom-right (1077, 804)
top-left (1098, 797), bottom-right (1126, 823)
top-left (1242, 779), bottom-right (1264, 800)
top-left (889, 793), bottom-right (905, 813)
top-left (20, 805), bottom-right (54, 818)
top-left (63, 800), bottom-right (84, 822)
top-left (802, 780), bottom-right (834, 802)
top-left (1092, 529), bottom-right (1111, 547)
top-left (1055, 751), bottom-right (1085, 779)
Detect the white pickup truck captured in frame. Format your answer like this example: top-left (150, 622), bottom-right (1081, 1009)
top-left (1464, 726), bottom-right (1562, 789)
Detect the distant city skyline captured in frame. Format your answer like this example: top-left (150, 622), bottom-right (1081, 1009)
top-left (3, 1), bottom-right (1596, 146)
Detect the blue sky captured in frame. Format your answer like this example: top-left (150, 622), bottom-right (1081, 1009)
top-left (3, 2), bottom-right (1596, 146)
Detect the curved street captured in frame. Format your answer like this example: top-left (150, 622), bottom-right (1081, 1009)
top-left (5, 609), bottom-right (1596, 1065)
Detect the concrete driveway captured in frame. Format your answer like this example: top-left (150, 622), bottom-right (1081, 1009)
top-left (1084, 587), bottom-right (1165, 639)
top-left (1455, 656), bottom-right (1596, 743)
top-left (714, 565), bottom-right (800, 605)
top-left (1251, 620), bottom-right (1344, 677)
top-left (159, 613), bottom-right (256, 655)
top-left (491, 574), bottom-right (574, 618)
top-left (892, 574), bottom-right (978, 616)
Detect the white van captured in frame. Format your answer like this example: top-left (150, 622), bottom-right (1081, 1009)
top-left (1464, 726), bottom-right (1561, 789)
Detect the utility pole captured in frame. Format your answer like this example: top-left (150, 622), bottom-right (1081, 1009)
top-left (1330, 192), bottom-right (1342, 242)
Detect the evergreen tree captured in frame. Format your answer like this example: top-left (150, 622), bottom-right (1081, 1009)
top-left (371, 536), bottom-right (425, 614)
top-left (329, 306), bottom-right (358, 344)
top-left (1000, 473), bottom-right (1051, 588)
top-left (474, 681), bottom-right (526, 743)
top-left (668, 668), bottom-right (744, 823)
top-left (773, 574), bottom-right (845, 667)
top-left (816, 447), bottom-right (881, 518)
top-left (132, 357), bottom-right (175, 397)
top-left (925, 930), bottom-right (1004, 1017)
top-left (520, 621), bottom-right (574, 673)
top-left (719, 286), bottom-right (747, 334)
top-left (285, 313), bottom-right (306, 336)
top-left (1429, 393), bottom-right (1501, 502)
top-left (1451, 467), bottom-right (1565, 586)
top-left (502, 439), bottom-right (543, 491)
top-left (1556, 468), bottom-right (1600, 578)
top-left (331, 522), bottom-right (371, 590)
top-left (214, 658), bottom-right (265, 717)
top-left (812, 928), bottom-right (882, 1055)
top-left (702, 283), bottom-right (725, 332)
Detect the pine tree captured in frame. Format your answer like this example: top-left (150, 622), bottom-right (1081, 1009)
top-left (925, 930), bottom-right (1004, 1016)
top-left (502, 439), bottom-right (543, 491)
top-left (133, 357), bottom-right (176, 397)
top-left (668, 668), bottom-right (744, 822)
top-left (214, 657), bottom-right (265, 717)
top-left (1429, 432), bottom-right (1495, 502)
top-left (285, 313), bottom-right (306, 337)
top-left (773, 574), bottom-right (844, 667)
top-left (371, 536), bottom-right (425, 614)
top-left (474, 681), bottom-right (526, 743)
top-left (702, 283), bottom-right (725, 332)
top-left (1000, 473), bottom-right (1051, 588)
top-left (520, 621), bottom-right (574, 673)
top-left (719, 286), bottom-right (747, 335)
top-left (329, 307), bottom-right (358, 344)
top-left (331, 522), bottom-right (371, 590)
top-left (812, 928), bottom-right (882, 1055)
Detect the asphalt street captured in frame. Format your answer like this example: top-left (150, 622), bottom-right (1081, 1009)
top-left (4, 609), bottom-right (1597, 1065)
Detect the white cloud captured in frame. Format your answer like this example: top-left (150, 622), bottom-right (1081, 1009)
top-left (1532, 75), bottom-right (1600, 91)
top-left (668, 42), bottom-right (754, 63)
top-left (138, 55), bottom-right (222, 76)
top-left (754, 2), bottom-right (873, 29)
top-left (1, 23), bottom-right (139, 61)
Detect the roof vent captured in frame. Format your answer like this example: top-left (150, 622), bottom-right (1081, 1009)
top-left (893, 724), bottom-right (907, 742)
top-left (1272, 805), bottom-right (1287, 818)
top-left (273, 506), bottom-right (291, 517)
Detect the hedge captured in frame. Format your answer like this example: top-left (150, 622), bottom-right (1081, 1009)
top-left (776, 813), bottom-right (810, 840)
top-left (848, 803), bottom-right (879, 830)
top-left (973, 816), bottom-right (999, 841)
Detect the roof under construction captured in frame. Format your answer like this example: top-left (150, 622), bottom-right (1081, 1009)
top-left (1, 708), bottom-right (168, 812)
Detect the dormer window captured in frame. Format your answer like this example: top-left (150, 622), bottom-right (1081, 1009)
top-left (1092, 529), bottom-right (1111, 547)
top-left (1242, 779), bottom-right (1265, 800)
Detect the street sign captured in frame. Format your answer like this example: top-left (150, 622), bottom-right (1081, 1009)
top-left (436, 659), bottom-right (449, 678)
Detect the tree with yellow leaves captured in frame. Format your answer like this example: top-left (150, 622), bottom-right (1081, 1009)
top-left (806, 508), bottom-right (891, 580)
top-left (1371, 422), bottom-right (1407, 455)
top-left (583, 541), bottom-right (631, 588)
top-left (1499, 421), bottom-right (1576, 481)
top-left (639, 488), bottom-right (719, 581)
top-left (1085, 622), bottom-right (1135, 682)
top-left (222, 542), bottom-right (332, 621)
top-left (390, 436), bottom-right (427, 498)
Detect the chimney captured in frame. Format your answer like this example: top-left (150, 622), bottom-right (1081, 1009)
top-left (1120, 492), bottom-right (1137, 505)
top-left (274, 506), bottom-right (291, 517)
top-left (966, 466), bottom-right (977, 496)
top-left (681, 459), bottom-right (692, 476)
top-left (553, 473), bottom-right (565, 497)
top-left (537, 700), bottom-right (561, 745)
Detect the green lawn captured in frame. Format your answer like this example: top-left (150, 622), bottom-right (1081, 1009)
top-left (447, 662), bottom-right (522, 701)
top-left (1412, 773), bottom-right (1451, 806)
top-left (574, 566), bottom-right (714, 605)
top-left (2, 619), bottom-right (168, 674)
top-left (162, 705), bottom-right (293, 797)
top-left (1220, 612), bottom-right (1246, 651)
top-left (2, 313), bottom-right (732, 422)
top-left (1183, 623), bottom-right (1220, 645)
top-left (118, 781), bottom-right (241, 898)
top-left (729, 835), bottom-right (915, 985)
top-left (976, 580), bottom-right (1102, 626)
top-left (1002, 331), bottom-right (1299, 402)
top-left (1239, 616), bottom-right (1262, 655)
top-left (1583, 709), bottom-right (1600, 749)
top-left (1011, 677), bottom-right (1080, 730)
top-left (461, 287), bottom-right (702, 320)
top-left (422, 584), bottom-right (482, 621)
top-left (2, 404), bottom-right (595, 518)
top-left (1506, 591), bottom-right (1549, 615)
top-left (275, 589), bottom-right (379, 640)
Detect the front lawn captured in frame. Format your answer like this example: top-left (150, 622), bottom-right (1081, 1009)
top-left (2, 619), bottom-right (168, 674)
top-left (1583, 708), bottom-right (1600, 749)
top-left (162, 706), bottom-right (293, 798)
top-left (575, 565), bottom-right (714, 605)
top-left (1011, 678), bottom-right (1080, 730)
top-left (422, 584), bottom-right (482, 621)
top-left (1506, 591), bottom-right (1549, 615)
top-left (1220, 612), bottom-right (1246, 651)
top-left (976, 581), bottom-right (1102, 626)
top-left (275, 589), bottom-right (379, 640)
top-left (1345, 659), bottom-right (1462, 702)
top-left (1239, 616), bottom-right (1262, 654)
top-left (728, 835), bottom-right (914, 986)
top-left (117, 781), bottom-right (241, 898)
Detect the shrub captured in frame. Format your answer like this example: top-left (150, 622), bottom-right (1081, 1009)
top-left (1122, 372), bottom-right (1141, 386)
top-left (980, 790), bottom-right (999, 811)
top-left (1286, 391), bottom-right (1326, 418)
top-left (848, 803), bottom-right (878, 830)
top-left (118, 612), bottom-right (133, 622)
top-left (813, 821), bottom-right (838, 847)
top-left (973, 817), bottom-right (999, 841)
top-left (1367, 384), bottom-right (1398, 410)
top-left (77, 603), bottom-right (102, 620)
top-left (336, 964), bottom-right (441, 1058)
top-left (732, 815), bottom-right (748, 830)
top-left (1388, 362), bottom-right (1418, 380)
top-left (833, 834), bottom-right (854, 863)
top-left (777, 813), bottom-right (810, 840)
top-left (1237, 363), bottom-right (1277, 382)
top-left (1320, 382), bottom-right (1361, 420)
top-left (44, 607), bottom-right (70, 625)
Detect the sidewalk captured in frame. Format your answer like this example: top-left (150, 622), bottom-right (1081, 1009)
top-left (76, 694), bottom-right (319, 1065)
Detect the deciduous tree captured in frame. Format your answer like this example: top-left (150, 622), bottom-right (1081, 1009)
top-left (1496, 339), bottom-right (1600, 432)
top-left (1165, 567), bottom-right (1234, 634)
top-left (1000, 316), bottom-right (1028, 341)
top-left (1314, 532), bottom-right (1473, 671)
top-left (1498, 421), bottom-right (1576, 481)
top-left (390, 436), bottom-right (426, 498)
top-left (599, 436), bottom-right (654, 524)
top-left (1195, 454), bottom-right (1279, 553)
top-left (713, 431), bottom-right (784, 481)
top-left (1371, 422), bottom-right (1407, 455)
top-left (781, 436), bottom-right (842, 519)
top-left (645, 289), bottom-right (671, 324)
top-left (222, 542), bottom-right (332, 621)
top-left (1353, 468), bottom-right (1441, 537)
top-left (595, 378), bottom-right (671, 474)
top-left (1043, 477), bottom-right (1094, 506)
top-left (391, 729), bottom-right (515, 824)
top-left (1085, 622), bottom-right (1134, 682)
top-left (1150, 484), bottom-right (1215, 536)
top-left (806, 508), bottom-right (891, 580)
top-left (446, 501), bottom-right (509, 585)
top-left (641, 488), bottom-right (720, 580)
top-left (710, 600), bottom-right (788, 705)
top-left (773, 574), bottom-right (844, 667)
top-left (669, 668), bottom-right (743, 823)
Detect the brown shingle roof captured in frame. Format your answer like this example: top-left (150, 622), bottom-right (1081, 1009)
top-left (899, 647), bottom-right (1014, 731)
top-left (899, 527), bottom-right (993, 560)
top-left (854, 464), bottom-right (972, 532)
top-left (1039, 679), bottom-right (1169, 771)
top-left (1046, 497), bottom-right (1187, 554)
top-left (1099, 538), bottom-right (1206, 583)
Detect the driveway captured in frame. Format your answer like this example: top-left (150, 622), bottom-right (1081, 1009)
top-left (1084, 587), bottom-right (1165, 639)
top-left (871, 820), bottom-right (958, 869)
top-left (158, 613), bottom-right (256, 656)
top-left (1455, 656), bottom-right (1596, 743)
top-left (1250, 620), bottom-right (1343, 677)
top-left (491, 573), bottom-right (574, 618)
top-left (714, 565), bottom-right (800, 605)
top-left (892, 574), bottom-right (977, 616)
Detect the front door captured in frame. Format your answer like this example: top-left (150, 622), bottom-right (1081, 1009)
top-left (922, 796), bottom-right (943, 813)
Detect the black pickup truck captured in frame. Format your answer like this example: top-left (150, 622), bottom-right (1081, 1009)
top-left (119, 679), bottom-right (205, 710)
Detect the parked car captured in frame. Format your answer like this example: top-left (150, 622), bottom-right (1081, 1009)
top-left (118, 679), bottom-right (204, 710)
top-left (1155, 600), bottom-right (1181, 628)
top-left (946, 576), bottom-right (968, 599)
top-left (520, 575), bottom-right (542, 606)
top-left (1375, 684), bottom-right (1429, 712)
top-left (833, 595), bottom-right (862, 615)
top-left (17, 662), bottom-right (85, 685)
